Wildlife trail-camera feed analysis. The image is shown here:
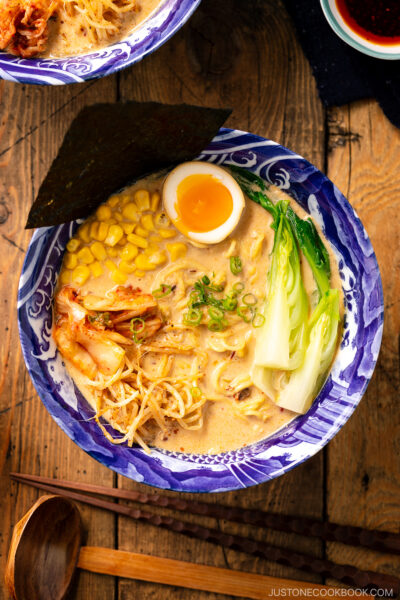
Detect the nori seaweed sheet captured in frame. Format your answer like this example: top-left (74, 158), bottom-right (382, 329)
top-left (26, 102), bottom-right (231, 229)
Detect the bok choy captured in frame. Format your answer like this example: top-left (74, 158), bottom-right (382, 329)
top-left (276, 289), bottom-right (340, 413)
top-left (231, 166), bottom-right (341, 414)
top-left (253, 203), bottom-right (308, 371)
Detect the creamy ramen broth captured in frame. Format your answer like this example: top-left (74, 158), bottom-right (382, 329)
top-left (43, 0), bottom-right (163, 58)
top-left (55, 171), bottom-right (342, 454)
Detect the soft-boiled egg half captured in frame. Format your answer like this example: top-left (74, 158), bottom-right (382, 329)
top-left (162, 162), bottom-right (245, 244)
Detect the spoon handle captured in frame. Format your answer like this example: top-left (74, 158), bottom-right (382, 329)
top-left (78, 546), bottom-right (332, 600)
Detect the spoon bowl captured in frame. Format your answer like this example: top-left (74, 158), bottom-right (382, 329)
top-left (5, 495), bottom-right (82, 600)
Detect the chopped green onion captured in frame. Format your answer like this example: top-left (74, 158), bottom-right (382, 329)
top-left (222, 296), bottom-right (238, 311)
top-left (190, 386), bottom-right (202, 398)
top-left (152, 284), bottom-right (173, 298)
top-left (183, 307), bottom-right (202, 326)
top-left (208, 306), bottom-right (224, 321)
top-left (207, 319), bottom-right (226, 332)
top-left (242, 293), bottom-right (257, 306)
top-left (202, 275), bottom-right (210, 285)
top-left (252, 312), bottom-right (265, 328)
top-left (237, 305), bottom-right (254, 323)
top-left (232, 282), bottom-right (245, 294)
top-left (230, 256), bottom-right (243, 275)
top-left (130, 317), bottom-right (145, 343)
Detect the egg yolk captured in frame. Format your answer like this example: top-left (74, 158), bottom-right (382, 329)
top-left (175, 174), bottom-right (233, 233)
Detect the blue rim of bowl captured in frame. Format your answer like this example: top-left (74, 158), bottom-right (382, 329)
top-left (0, 0), bottom-right (201, 85)
top-left (320, 0), bottom-right (400, 60)
top-left (18, 128), bottom-right (384, 493)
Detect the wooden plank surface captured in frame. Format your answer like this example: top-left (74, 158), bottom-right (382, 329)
top-left (326, 102), bottom-right (400, 585)
top-left (0, 78), bottom-right (119, 600)
top-left (0, 1), bottom-right (398, 599)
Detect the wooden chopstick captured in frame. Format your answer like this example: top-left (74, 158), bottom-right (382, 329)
top-left (10, 473), bottom-right (400, 595)
top-left (11, 472), bottom-right (400, 555)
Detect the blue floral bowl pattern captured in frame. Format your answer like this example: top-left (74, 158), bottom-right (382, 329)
top-left (0, 0), bottom-right (200, 85)
top-left (18, 129), bottom-right (383, 492)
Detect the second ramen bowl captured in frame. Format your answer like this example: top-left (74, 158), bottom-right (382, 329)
top-left (18, 129), bottom-right (383, 492)
top-left (0, 0), bottom-right (201, 85)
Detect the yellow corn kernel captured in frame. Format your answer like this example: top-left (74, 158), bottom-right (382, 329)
top-left (135, 225), bottom-right (149, 238)
top-left (114, 212), bottom-right (123, 222)
top-left (155, 211), bottom-right (170, 227)
top-left (96, 204), bottom-right (112, 221)
top-left (135, 270), bottom-right (145, 277)
top-left (105, 224), bottom-right (124, 247)
top-left (119, 193), bottom-right (132, 206)
top-left (107, 247), bottom-right (119, 257)
top-left (119, 260), bottom-right (137, 274)
top-left (149, 233), bottom-right (162, 243)
top-left (91, 241), bottom-right (107, 261)
top-left (141, 214), bottom-right (154, 231)
top-left (105, 259), bottom-right (117, 272)
top-left (112, 269), bottom-right (128, 284)
top-left (144, 244), bottom-right (159, 255)
top-left (77, 247), bottom-right (94, 264)
top-left (117, 235), bottom-right (127, 246)
top-left (134, 189), bottom-right (150, 211)
top-left (66, 238), bottom-right (80, 252)
top-left (59, 270), bottom-right (71, 285)
top-left (105, 218), bottom-right (117, 226)
top-left (122, 222), bottom-right (135, 235)
top-left (127, 233), bottom-right (148, 249)
top-left (90, 221), bottom-right (100, 240)
top-left (107, 195), bottom-right (120, 208)
top-left (158, 228), bottom-right (176, 239)
top-left (78, 223), bottom-right (91, 243)
top-left (90, 261), bottom-right (103, 278)
top-left (150, 192), bottom-right (160, 212)
top-left (120, 243), bottom-right (138, 261)
top-left (64, 252), bottom-right (78, 270)
top-left (135, 254), bottom-right (156, 271)
top-left (122, 203), bottom-right (139, 222)
top-left (148, 250), bottom-right (167, 266)
top-left (72, 265), bottom-right (90, 286)
top-left (93, 222), bottom-right (109, 242)
top-left (166, 242), bottom-right (187, 261)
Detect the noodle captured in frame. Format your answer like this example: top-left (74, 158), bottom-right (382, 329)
top-left (58, 0), bottom-right (139, 46)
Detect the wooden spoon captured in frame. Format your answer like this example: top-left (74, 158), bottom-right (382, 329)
top-left (5, 494), bottom-right (337, 600)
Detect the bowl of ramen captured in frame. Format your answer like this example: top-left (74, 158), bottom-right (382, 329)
top-left (18, 128), bottom-right (383, 492)
top-left (0, 0), bottom-right (201, 84)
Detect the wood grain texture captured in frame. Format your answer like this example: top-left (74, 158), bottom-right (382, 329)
top-left (117, 2), bottom-right (325, 599)
top-left (0, 78), bottom-right (119, 600)
top-left (78, 546), bottom-right (334, 598)
top-left (326, 102), bottom-right (400, 587)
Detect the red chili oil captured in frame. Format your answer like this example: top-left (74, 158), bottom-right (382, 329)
top-left (335, 0), bottom-right (400, 45)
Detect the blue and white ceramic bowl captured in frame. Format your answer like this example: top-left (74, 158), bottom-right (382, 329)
top-left (0, 0), bottom-right (200, 85)
top-left (18, 129), bottom-right (383, 493)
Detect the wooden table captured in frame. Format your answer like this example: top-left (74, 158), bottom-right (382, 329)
top-left (1, 2), bottom-right (399, 598)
